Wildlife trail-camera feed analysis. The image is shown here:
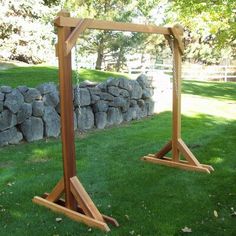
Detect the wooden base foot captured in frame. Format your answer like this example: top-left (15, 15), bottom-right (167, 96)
top-left (142, 139), bottom-right (214, 174)
top-left (142, 156), bottom-right (212, 173)
top-left (33, 197), bottom-right (110, 231)
top-left (33, 176), bottom-right (118, 232)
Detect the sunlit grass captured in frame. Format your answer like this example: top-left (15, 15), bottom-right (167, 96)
top-left (0, 69), bottom-right (236, 235)
top-left (0, 65), bottom-right (129, 88)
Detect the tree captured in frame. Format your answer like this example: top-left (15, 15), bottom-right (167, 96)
top-left (64, 0), bottom-right (163, 71)
top-left (0, 0), bottom-right (57, 64)
top-left (166, 0), bottom-right (236, 63)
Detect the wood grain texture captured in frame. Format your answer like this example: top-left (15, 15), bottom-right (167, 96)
top-left (33, 197), bottom-right (110, 232)
top-left (46, 178), bottom-right (64, 202)
top-left (142, 156), bottom-right (211, 173)
top-left (57, 10), bottom-right (77, 210)
top-left (70, 176), bottom-right (104, 222)
top-left (55, 16), bottom-right (170, 35)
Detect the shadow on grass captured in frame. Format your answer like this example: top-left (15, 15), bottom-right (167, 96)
top-left (183, 80), bottom-right (236, 101)
top-left (0, 112), bottom-right (236, 235)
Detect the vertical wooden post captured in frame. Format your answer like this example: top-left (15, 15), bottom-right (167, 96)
top-left (172, 37), bottom-right (182, 162)
top-left (57, 10), bottom-right (77, 210)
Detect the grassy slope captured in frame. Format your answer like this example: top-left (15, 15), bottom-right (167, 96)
top-left (0, 65), bottom-right (129, 88)
top-left (0, 68), bottom-right (236, 235)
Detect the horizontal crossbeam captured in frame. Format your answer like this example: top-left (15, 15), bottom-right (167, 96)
top-left (54, 16), bottom-right (171, 35)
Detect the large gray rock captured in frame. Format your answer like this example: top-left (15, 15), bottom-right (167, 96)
top-left (119, 89), bottom-right (130, 97)
top-left (43, 90), bottom-right (59, 107)
top-left (140, 106), bottom-right (148, 118)
top-left (93, 100), bottom-right (108, 112)
top-left (0, 110), bottom-right (17, 131)
top-left (0, 86), bottom-right (12, 94)
top-left (130, 80), bottom-right (142, 99)
top-left (91, 95), bottom-right (100, 104)
top-left (43, 106), bottom-right (60, 138)
top-left (123, 107), bottom-right (137, 121)
top-left (74, 87), bottom-right (91, 107)
top-left (9, 130), bottom-right (23, 145)
top-left (118, 78), bottom-right (132, 91)
top-left (0, 101), bottom-right (3, 112)
top-left (20, 117), bottom-right (44, 142)
top-left (88, 87), bottom-right (101, 96)
top-left (109, 97), bottom-right (129, 111)
top-left (76, 106), bottom-right (94, 130)
top-left (55, 103), bottom-right (60, 114)
top-left (107, 107), bottom-right (123, 126)
top-left (73, 111), bottom-right (77, 130)
top-left (108, 86), bottom-right (120, 97)
top-left (107, 78), bottom-right (120, 86)
top-left (95, 112), bottom-right (107, 129)
top-left (37, 83), bottom-right (57, 95)
top-left (89, 88), bottom-right (101, 104)
top-left (142, 88), bottom-right (153, 99)
top-left (79, 80), bottom-right (97, 88)
top-left (0, 127), bottom-right (22, 147)
top-left (145, 99), bottom-right (155, 115)
top-left (0, 92), bottom-right (4, 101)
top-left (100, 92), bottom-right (114, 101)
top-left (137, 74), bottom-right (151, 88)
top-left (32, 101), bottom-right (44, 117)
top-left (4, 89), bottom-right (24, 113)
top-left (17, 86), bottom-right (28, 95)
top-left (130, 99), bottom-right (137, 107)
top-left (137, 99), bottom-right (145, 108)
top-left (133, 105), bottom-right (142, 120)
top-left (96, 81), bottom-right (107, 92)
top-left (24, 88), bottom-right (41, 103)
top-left (17, 103), bottom-right (32, 124)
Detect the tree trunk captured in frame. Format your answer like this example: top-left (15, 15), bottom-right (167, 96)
top-left (115, 47), bottom-right (123, 72)
top-left (95, 37), bottom-right (104, 70)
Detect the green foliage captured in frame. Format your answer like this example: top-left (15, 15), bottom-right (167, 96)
top-left (65, 0), bottom-right (162, 71)
top-left (168, 0), bottom-right (236, 63)
top-left (0, 0), bottom-right (57, 64)
top-left (0, 81), bottom-right (236, 235)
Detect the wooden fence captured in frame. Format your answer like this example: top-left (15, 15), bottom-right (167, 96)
top-left (127, 64), bottom-right (236, 82)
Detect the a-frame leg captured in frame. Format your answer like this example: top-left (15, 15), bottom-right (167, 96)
top-left (142, 25), bottom-right (213, 174)
top-left (142, 138), bottom-right (214, 173)
top-left (33, 177), bottom-right (119, 232)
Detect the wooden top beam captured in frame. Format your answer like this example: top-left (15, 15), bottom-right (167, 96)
top-left (55, 16), bottom-right (171, 35)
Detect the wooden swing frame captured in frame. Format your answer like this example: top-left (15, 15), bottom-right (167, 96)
top-left (33, 10), bottom-right (214, 232)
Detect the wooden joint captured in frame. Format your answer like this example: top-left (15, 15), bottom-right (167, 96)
top-left (70, 176), bottom-right (104, 222)
top-left (142, 139), bottom-right (214, 173)
top-left (33, 196), bottom-right (110, 232)
top-left (169, 26), bottom-right (184, 55)
top-left (64, 19), bottom-right (91, 56)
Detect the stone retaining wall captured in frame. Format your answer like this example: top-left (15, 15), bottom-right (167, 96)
top-left (0, 75), bottom-right (155, 147)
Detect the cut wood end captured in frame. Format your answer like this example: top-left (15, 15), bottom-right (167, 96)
top-left (57, 9), bottom-right (70, 17)
top-left (173, 23), bottom-right (184, 36)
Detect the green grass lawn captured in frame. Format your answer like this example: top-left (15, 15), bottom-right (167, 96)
top-left (0, 65), bottom-right (129, 88)
top-left (0, 67), bottom-right (236, 235)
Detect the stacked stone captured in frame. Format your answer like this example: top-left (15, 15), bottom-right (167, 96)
top-left (0, 75), bottom-right (154, 147)
top-left (74, 74), bottom-right (154, 130)
top-left (0, 83), bottom-right (60, 146)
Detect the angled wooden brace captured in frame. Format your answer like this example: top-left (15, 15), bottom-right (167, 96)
top-left (33, 177), bottom-right (119, 232)
top-left (65, 18), bottom-right (92, 56)
top-left (169, 24), bottom-right (184, 55)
